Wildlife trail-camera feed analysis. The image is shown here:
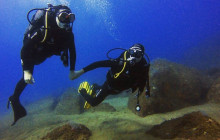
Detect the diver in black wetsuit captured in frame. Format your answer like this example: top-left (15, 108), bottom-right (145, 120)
top-left (73, 44), bottom-right (150, 108)
top-left (7, 4), bottom-right (80, 125)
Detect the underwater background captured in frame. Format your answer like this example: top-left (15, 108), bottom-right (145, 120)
top-left (0, 0), bottom-right (219, 118)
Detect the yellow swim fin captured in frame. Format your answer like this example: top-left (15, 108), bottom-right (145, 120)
top-left (83, 85), bottom-right (93, 109)
top-left (78, 81), bottom-right (95, 109)
top-left (78, 81), bottom-right (90, 94)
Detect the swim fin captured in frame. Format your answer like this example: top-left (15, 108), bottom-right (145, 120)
top-left (78, 81), bottom-right (96, 109)
top-left (83, 85), bottom-right (96, 109)
top-left (7, 96), bottom-right (27, 126)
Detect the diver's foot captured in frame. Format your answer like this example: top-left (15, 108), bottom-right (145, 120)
top-left (79, 88), bottom-right (88, 95)
top-left (79, 89), bottom-right (93, 109)
top-left (7, 96), bottom-right (27, 126)
top-left (78, 81), bottom-right (91, 93)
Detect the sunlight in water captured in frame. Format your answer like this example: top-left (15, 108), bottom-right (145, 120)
top-left (84, 0), bottom-right (120, 40)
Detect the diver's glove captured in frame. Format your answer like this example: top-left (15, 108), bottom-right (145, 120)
top-left (24, 70), bottom-right (35, 84)
top-left (69, 69), bottom-right (85, 80)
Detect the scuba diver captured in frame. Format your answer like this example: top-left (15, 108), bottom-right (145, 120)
top-left (73, 43), bottom-right (150, 110)
top-left (7, 4), bottom-right (80, 126)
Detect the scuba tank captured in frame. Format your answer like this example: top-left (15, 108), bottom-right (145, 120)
top-left (26, 4), bottom-right (73, 43)
top-left (27, 4), bottom-right (50, 26)
top-left (26, 4), bottom-right (54, 43)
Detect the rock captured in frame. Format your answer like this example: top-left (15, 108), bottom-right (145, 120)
top-left (26, 96), bottom-right (57, 114)
top-left (41, 123), bottom-right (91, 140)
top-left (146, 111), bottom-right (220, 139)
top-left (205, 67), bottom-right (220, 80)
top-left (207, 77), bottom-right (220, 103)
top-left (106, 90), bottom-right (130, 99)
top-left (54, 88), bottom-right (84, 115)
top-left (86, 103), bottom-right (116, 112)
top-left (128, 59), bottom-right (212, 117)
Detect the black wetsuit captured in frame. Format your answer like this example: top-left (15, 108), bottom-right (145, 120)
top-left (80, 52), bottom-right (150, 106)
top-left (8, 6), bottom-right (76, 125)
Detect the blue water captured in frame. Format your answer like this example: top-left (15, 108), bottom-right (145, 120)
top-left (0, 0), bottom-right (219, 114)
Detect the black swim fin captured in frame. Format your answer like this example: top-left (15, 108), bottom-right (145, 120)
top-left (7, 96), bottom-right (27, 126)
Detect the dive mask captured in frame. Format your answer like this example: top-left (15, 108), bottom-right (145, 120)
top-left (56, 10), bottom-right (75, 30)
top-left (127, 46), bottom-right (144, 65)
top-left (129, 49), bottom-right (143, 58)
top-left (57, 12), bottom-right (75, 23)
top-left (128, 46), bottom-right (143, 58)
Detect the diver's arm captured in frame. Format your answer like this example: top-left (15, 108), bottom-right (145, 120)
top-left (69, 52), bottom-right (124, 80)
top-left (20, 40), bottom-right (36, 84)
top-left (68, 32), bottom-right (76, 71)
top-left (145, 64), bottom-right (150, 97)
top-left (69, 51), bottom-right (123, 80)
top-left (82, 51), bottom-right (125, 72)
top-left (21, 40), bottom-right (35, 72)
top-left (67, 32), bottom-right (77, 80)
top-left (69, 60), bottom-right (117, 80)
top-left (20, 10), bottom-right (45, 84)
top-left (83, 60), bottom-right (117, 72)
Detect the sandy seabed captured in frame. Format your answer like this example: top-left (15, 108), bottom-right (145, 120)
top-left (0, 97), bottom-right (220, 140)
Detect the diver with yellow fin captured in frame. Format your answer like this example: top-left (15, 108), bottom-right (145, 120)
top-left (73, 44), bottom-right (151, 111)
top-left (7, 4), bottom-right (78, 126)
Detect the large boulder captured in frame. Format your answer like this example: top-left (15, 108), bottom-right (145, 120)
top-left (41, 123), bottom-right (91, 140)
top-left (26, 96), bottom-right (57, 114)
top-left (128, 59), bottom-right (212, 117)
top-left (54, 88), bottom-right (84, 115)
top-left (207, 77), bottom-right (220, 103)
top-left (146, 111), bottom-right (220, 139)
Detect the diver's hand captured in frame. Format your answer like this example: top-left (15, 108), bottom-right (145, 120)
top-left (69, 69), bottom-right (85, 80)
top-left (24, 70), bottom-right (35, 84)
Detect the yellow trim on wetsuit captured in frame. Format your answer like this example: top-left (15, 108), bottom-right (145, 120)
top-left (114, 51), bottom-right (127, 79)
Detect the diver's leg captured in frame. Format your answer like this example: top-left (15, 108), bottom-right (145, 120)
top-left (92, 83), bottom-right (102, 91)
top-left (8, 78), bottom-right (27, 126)
top-left (80, 82), bottom-right (110, 107)
top-left (10, 78), bottom-right (27, 99)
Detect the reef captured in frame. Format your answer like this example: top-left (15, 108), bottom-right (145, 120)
top-left (128, 59), bottom-right (213, 117)
top-left (41, 123), bottom-right (91, 140)
top-left (54, 88), bottom-right (85, 115)
top-left (207, 77), bottom-right (220, 103)
top-left (146, 111), bottom-right (220, 140)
